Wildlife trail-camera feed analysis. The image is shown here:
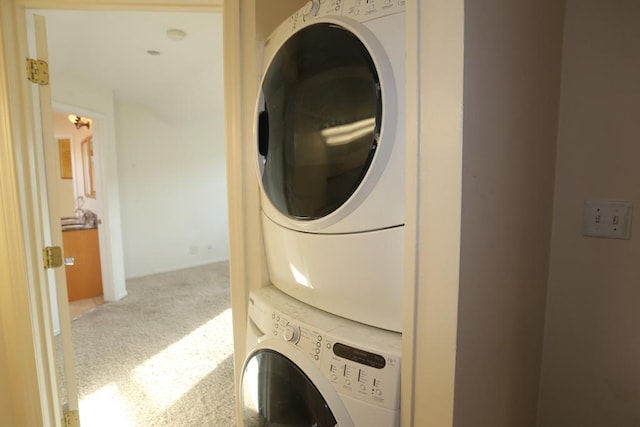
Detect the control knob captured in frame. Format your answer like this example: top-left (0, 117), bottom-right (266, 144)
top-left (284, 324), bottom-right (300, 343)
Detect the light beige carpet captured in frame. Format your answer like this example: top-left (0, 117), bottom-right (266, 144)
top-left (58, 261), bottom-right (236, 426)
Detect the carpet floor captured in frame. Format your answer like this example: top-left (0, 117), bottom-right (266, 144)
top-left (58, 261), bottom-right (236, 426)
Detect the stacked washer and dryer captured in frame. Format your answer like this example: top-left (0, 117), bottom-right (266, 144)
top-left (240, 0), bottom-right (406, 425)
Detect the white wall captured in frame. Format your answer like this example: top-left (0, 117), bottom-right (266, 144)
top-left (453, 1), bottom-right (565, 426)
top-left (115, 100), bottom-right (228, 278)
top-left (537, 1), bottom-right (640, 425)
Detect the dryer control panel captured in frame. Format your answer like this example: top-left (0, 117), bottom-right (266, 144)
top-left (266, 0), bottom-right (405, 47)
top-left (248, 286), bottom-right (401, 410)
top-left (315, 0), bottom-right (405, 22)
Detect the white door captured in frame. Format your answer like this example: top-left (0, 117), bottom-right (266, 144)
top-left (28, 12), bottom-right (81, 424)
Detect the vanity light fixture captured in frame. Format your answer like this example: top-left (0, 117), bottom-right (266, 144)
top-left (68, 115), bottom-right (91, 130)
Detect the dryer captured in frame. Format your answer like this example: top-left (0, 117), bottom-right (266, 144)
top-left (256, 0), bottom-right (406, 332)
top-left (240, 285), bottom-right (402, 426)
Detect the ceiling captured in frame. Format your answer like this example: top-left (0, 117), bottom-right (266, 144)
top-left (33, 10), bottom-right (223, 124)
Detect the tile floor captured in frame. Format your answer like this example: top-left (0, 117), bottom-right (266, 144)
top-left (69, 296), bottom-right (105, 320)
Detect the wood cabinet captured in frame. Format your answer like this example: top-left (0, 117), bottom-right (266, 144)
top-left (62, 228), bottom-right (103, 301)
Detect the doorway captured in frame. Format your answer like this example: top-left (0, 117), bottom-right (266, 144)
top-left (32, 8), bottom-right (230, 424)
top-left (51, 108), bottom-right (104, 322)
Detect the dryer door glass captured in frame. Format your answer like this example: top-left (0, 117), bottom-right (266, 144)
top-left (241, 349), bottom-right (339, 426)
top-left (259, 23), bottom-right (381, 220)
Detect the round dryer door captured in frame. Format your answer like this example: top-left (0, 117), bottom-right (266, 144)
top-left (241, 349), bottom-right (338, 426)
top-left (258, 22), bottom-right (381, 221)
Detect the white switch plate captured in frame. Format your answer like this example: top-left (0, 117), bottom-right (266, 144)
top-left (582, 199), bottom-right (633, 239)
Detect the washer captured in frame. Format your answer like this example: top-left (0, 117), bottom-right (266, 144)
top-left (256, 0), bottom-right (406, 332)
top-left (240, 285), bottom-right (402, 426)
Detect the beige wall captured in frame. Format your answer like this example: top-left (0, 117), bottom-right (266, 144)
top-left (537, 1), bottom-right (640, 425)
top-left (454, 1), bottom-right (565, 426)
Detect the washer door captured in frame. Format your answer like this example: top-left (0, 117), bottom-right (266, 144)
top-left (241, 349), bottom-right (345, 427)
top-left (258, 22), bottom-right (381, 222)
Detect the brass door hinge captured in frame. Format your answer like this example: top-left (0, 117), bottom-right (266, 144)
top-left (61, 410), bottom-right (80, 427)
top-left (43, 246), bottom-right (63, 269)
top-left (26, 58), bottom-right (49, 85)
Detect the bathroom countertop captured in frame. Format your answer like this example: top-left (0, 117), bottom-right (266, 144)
top-left (61, 224), bottom-right (97, 232)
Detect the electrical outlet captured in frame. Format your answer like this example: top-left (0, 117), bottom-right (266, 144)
top-left (582, 199), bottom-right (633, 239)
top-left (189, 245), bottom-right (198, 255)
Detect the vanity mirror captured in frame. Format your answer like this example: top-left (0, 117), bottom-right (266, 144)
top-left (81, 135), bottom-right (96, 199)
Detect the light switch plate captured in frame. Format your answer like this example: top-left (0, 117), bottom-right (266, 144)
top-left (582, 199), bottom-right (633, 239)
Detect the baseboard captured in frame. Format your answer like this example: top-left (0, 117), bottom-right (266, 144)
top-left (125, 258), bottom-right (229, 280)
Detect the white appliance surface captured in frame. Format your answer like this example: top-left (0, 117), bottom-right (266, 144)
top-left (262, 214), bottom-right (404, 332)
top-left (242, 286), bottom-right (402, 427)
top-left (256, 0), bottom-right (406, 333)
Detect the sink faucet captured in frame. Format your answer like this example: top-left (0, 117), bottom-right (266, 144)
top-left (75, 208), bottom-right (86, 222)
top-left (74, 196), bottom-right (85, 214)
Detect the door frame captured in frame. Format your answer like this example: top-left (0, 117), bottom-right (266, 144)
top-left (0, 1), bottom-right (224, 426)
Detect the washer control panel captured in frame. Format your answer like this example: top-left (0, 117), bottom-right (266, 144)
top-left (249, 286), bottom-right (401, 410)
